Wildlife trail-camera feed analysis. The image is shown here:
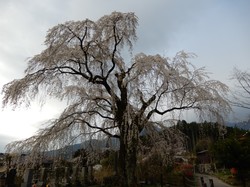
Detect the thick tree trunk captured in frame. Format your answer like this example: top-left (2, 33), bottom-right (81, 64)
top-left (119, 137), bottom-right (128, 187)
top-left (118, 123), bottom-right (139, 187)
top-left (126, 140), bottom-right (138, 187)
top-left (115, 84), bottom-right (140, 186)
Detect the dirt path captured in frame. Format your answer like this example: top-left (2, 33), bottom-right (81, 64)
top-left (195, 173), bottom-right (237, 187)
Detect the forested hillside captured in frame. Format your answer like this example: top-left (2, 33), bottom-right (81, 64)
top-left (176, 120), bottom-right (248, 152)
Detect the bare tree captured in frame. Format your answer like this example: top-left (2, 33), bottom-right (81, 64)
top-left (231, 68), bottom-right (250, 110)
top-left (2, 12), bottom-right (231, 186)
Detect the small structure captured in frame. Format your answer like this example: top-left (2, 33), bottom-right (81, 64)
top-left (196, 150), bottom-right (213, 173)
top-left (21, 169), bottom-right (33, 187)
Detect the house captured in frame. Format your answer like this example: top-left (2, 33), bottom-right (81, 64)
top-left (196, 150), bottom-right (213, 173)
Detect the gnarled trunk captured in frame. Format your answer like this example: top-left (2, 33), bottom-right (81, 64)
top-left (118, 122), bottom-right (140, 187)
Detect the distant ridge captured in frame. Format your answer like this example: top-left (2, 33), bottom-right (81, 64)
top-left (226, 120), bottom-right (250, 130)
top-left (45, 137), bottom-right (119, 159)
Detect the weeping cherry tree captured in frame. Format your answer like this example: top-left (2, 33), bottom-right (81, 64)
top-left (2, 12), bottom-right (231, 187)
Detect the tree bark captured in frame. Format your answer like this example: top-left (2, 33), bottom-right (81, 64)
top-left (118, 122), bottom-right (139, 187)
top-left (126, 139), bottom-right (138, 187)
top-left (118, 135), bottom-right (128, 187)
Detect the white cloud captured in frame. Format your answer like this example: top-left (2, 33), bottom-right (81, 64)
top-left (0, 134), bottom-right (15, 152)
top-left (0, 101), bottom-right (62, 139)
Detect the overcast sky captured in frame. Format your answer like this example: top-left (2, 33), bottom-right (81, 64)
top-left (0, 0), bottom-right (250, 152)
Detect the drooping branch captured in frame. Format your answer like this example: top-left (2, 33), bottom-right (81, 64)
top-left (77, 119), bottom-right (119, 138)
top-left (230, 68), bottom-right (250, 109)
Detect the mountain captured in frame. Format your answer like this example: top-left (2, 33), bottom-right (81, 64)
top-left (226, 120), bottom-right (250, 130)
top-left (45, 138), bottom-right (120, 159)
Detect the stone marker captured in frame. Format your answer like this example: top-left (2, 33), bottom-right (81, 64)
top-left (21, 169), bottom-right (33, 187)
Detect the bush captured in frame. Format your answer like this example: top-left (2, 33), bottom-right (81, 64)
top-left (93, 166), bottom-right (114, 185)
